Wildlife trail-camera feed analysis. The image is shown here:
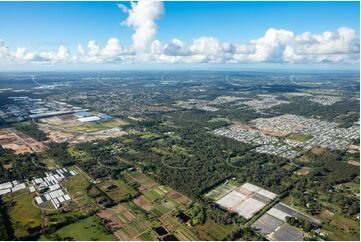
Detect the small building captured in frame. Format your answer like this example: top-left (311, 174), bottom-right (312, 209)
top-left (78, 116), bottom-right (101, 123)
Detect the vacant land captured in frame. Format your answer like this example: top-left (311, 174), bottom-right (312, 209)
top-left (97, 179), bottom-right (138, 202)
top-left (40, 216), bottom-right (116, 241)
top-left (3, 190), bottom-right (43, 238)
top-left (287, 133), bottom-right (311, 142)
top-left (0, 128), bottom-right (46, 154)
top-left (62, 172), bottom-right (98, 214)
top-left (295, 166), bottom-right (312, 176)
top-left (194, 218), bottom-right (236, 240)
top-left (38, 116), bottom-right (128, 143)
top-left (70, 119), bottom-right (128, 132)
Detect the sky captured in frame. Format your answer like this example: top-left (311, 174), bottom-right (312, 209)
top-left (0, 1), bottom-right (359, 71)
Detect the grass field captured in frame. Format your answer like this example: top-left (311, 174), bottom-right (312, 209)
top-left (287, 133), bottom-right (311, 142)
top-left (41, 216), bottom-right (116, 241)
top-left (295, 166), bottom-right (312, 176)
top-left (140, 133), bottom-right (159, 140)
top-left (4, 190), bottom-right (43, 238)
top-left (169, 132), bottom-right (182, 141)
top-left (67, 146), bottom-right (92, 161)
top-left (98, 179), bottom-right (138, 202)
top-left (331, 214), bottom-right (360, 231)
top-left (194, 219), bottom-right (236, 240)
top-left (342, 182), bottom-right (360, 194)
top-left (70, 119), bottom-right (128, 132)
top-left (208, 117), bottom-right (230, 123)
top-left (150, 147), bottom-right (171, 155)
top-left (322, 223), bottom-right (360, 241)
top-left (39, 155), bottom-right (58, 169)
top-left (172, 144), bottom-right (188, 155)
top-left (62, 173), bottom-right (98, 214)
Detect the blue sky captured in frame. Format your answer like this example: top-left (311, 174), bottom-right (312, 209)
top-left (0, 1), bottom-right (359, 70)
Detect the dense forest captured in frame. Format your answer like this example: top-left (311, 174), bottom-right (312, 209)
top-left (291, 149), bottom-right (360, 216)
top-left (0, 198), bottom-right (12, 240)
top-left (273, 97), bottom-right (359, 122)
top-left (75, 140), bottom-right (132, 180)
top-left (0, 148), bottom-right (45, 183)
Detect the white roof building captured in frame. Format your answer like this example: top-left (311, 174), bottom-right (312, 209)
top-left (11, 183), bottom-right (26, 192)
top-left (0, 189), bottom-right (11, 195)
top-left (0, 182), bottom-right (13, 190)
top-left (78, 116), bottom-right (101, 123)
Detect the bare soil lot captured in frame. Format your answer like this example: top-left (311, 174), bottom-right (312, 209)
top-left (0, 128), bottom-right (47, 154)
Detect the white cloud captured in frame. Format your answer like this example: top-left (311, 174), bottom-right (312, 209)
top-left (0, 26), bottom-right (359, 66)
top-left (248, 28), bottom-right (294, 62)
top-left (0, 40), bottom-right (12, 63)
top-left (190, 37), bottom-right (221, 56)
top-left (76, 38), bottom-right (135, 64)
top-left (118, 0), bottom-right (164, 51)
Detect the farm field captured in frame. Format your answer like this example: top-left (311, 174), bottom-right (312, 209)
top-left (97, 179), bottom-right (138, 202)
top-left (101, 171), bottom-right (197, 240)
top-left (123, 171), bottom-right (158, 193)
top-left (97, 203), bottom-right (157, 240)
top-left (40, 215), bottom-right (116, 241)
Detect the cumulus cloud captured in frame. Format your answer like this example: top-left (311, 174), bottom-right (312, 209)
top-left (76, 38), bottom-right (135, 64)
top-left (0, 27), bottom-right (359, 66)
top-left (118, 0), bottom-right (164, 51)
top-left (1, 0), bottom-right (357, 66)
top-left (0, 40), bottom-right (12, 63)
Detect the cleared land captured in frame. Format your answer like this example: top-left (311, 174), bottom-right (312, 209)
top-left (97, 179), bottom-right (138, 202)
top-left (0, 128), bottom-right (46, 154)
top-left (38, 115), bottom-right (128, 144)
top-left (287, 133), bottom-right (311, 142)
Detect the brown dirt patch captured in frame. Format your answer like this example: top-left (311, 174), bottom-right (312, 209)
top-left (133, 196), bottom-right (154, 211)
top-left (0, 128), bottom-right (47, 154)
top-left (311, 147), bottom-right (324, 155)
